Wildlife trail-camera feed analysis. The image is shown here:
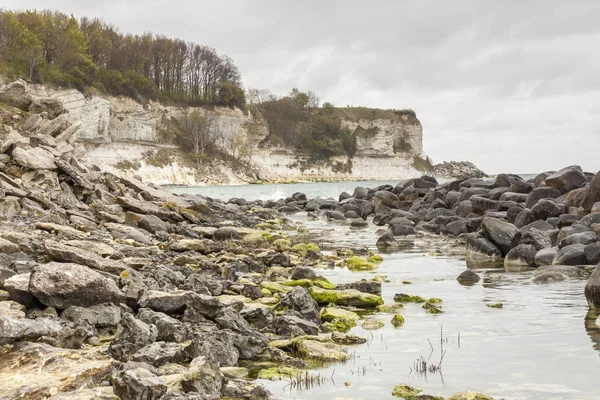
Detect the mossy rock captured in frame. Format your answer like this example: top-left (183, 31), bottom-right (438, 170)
top-left (361, 318), bottom-right (384, 330)
top-left (448, 392), bottom-right (494, 400)
top-left (243, 232), bottom-right (269, 246)
top-left (260, 281), bottom-right (292, 294)
top-left (377, 303), bottom-right (404, 313)
top-left (306, 243), bottom-right (320, 253)
top-left (486, 302), bottom-right (503, 309)
top-left (371, 275), bottom-right (390, 283)
top-left (368, 254), bottom-right (384, 264)
top-left (331, 332), bottom-right (367, 345)
top-left (282, 277), bottom-right (336, 290)
top-left (392, 384), bottom-right (422, 398)
top-left (422, 302), bottom-right (444, 314)
top-left (391, 314), bottom-right (405, 327)
top-left (256, 222), bottom-right (274, 230)
top-left (257, 366), bottom-right (303, 380)
top-left (221, 366), bottom-right (249, 379)
top-left (394, 293), bottom-right (427, 303)
top-left (321, 306), bottom-right (360, 323)
top-left (346, 256), bottom-right (376, 271)
top-left (295, 338), bottom-right (350, 362)
top-left (291, 243), bottom-right (309, 256)
top-left (272, 238), bottom-right (291, 251)
top-left (427, 298), bottom-right (443, 304)
top-left (309, 286), bottom-right (384, 308)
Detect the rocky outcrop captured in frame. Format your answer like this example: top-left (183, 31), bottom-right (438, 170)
top-left (432, 161), bottom-right (487, 179)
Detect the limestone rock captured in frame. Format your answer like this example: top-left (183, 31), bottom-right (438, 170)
top-left (12, 146), bottom-right (57, 170)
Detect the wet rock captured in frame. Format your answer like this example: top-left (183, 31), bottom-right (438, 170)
top-left (389, 224), bottom-right (416, 236)
top-left (533, 272), bottom-right (568, 284)
top-left (337, 280), bottom-right (382, 294)
top-left (504, 245), bottom-right (536, 269)
top-left (30, 262), bottom-right (125, 309)
top-left (465, 233), bottom-right (502, 260)
top-left (585, 265), bottom-right (600, 309)
top-left (376, 232), bottom-right (399, 248)
top-left (481, 217), bottom-right (520, 256)
top-left (553, 244), bottom-right (588, 265)
top-left (108, 314), bottom-right (158, 361)
top-left (113, 367), bottom-right (167, 400)
top-left (584, 242), bottom-right (600, 265)
top-left (558, 231), bottom-right (598, 248)
top-left (180, 356), bottom-right (224, 396)
top-left (456, 269), bottom-right (481, 285)
top-left (535, 265), bottom-right (583, 278)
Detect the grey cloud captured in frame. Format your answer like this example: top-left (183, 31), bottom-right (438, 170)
top-left (2, 0), bottom-right (599, 173)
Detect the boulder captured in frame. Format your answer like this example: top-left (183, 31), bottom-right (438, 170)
top-left (275, 310), bottom-right (319, 336)
top-left (553, 244), bottom-right (588, 265)
top-left (534, 247), bottom-right (558, 266)
top-left (109, 314), bottom-right (158, 361)
top-left (456, 269), bottom-right (481, 285)
top-left (131, 341), bottom-right (188, 367)
top-left (29, 96), bottom-right (65, 119)
top-left (12, 146), bottom-right (57, 170)
top-left (585, 265), bottom-right (600, 309)
top-left (504, 245), bottom-right (536, 269)
top-left (374, 191), bottom-right (398, 213)
top-left (584, 242), bottom-right (600, 265)
top-left (276, 287), bottom-right (321, 324)
top-left (213, 226), bottom-right (241, 241)
top-left (308, 286), bottom-right (383, 308)
top-left (61, 303), bottom-right (122, 327)
top-left (3, 273), bottom-right (37, 307)
top-left (442, 220), bottom-right (468, 236)
top-left (465, 233), bottom-right (502, 260)
top-left (138, 215), bottom-right (168, 234)
top-left (525, 187), bottom-right (561, 209)
top-left (533, 272), bottom-right (568, 284)
top-left (29, 262), bottom-right (125, 309)
top-left (470, 196), bottom-right (498, 215)
top-left (113, 367), bottom-right (167, 400)
top-left (531, 199), bottom-right (563, 220)
top-left (558, 231), bottom-right (598, 248)
top-left (481, 217), bottom-right (520, 256)
top-left (514, 209), bottom-right (535, 228)
top-left (0, 79), bottom-right (33, 109)
top-left (389, 224), bottom-right (416, 236)
top-left (544, 165), bottom-right (587, 194)
top-left (181, 356), bottom-right (224, 396)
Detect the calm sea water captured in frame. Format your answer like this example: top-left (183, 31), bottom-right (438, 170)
top-left (165, 180), bottom-right (600, 399)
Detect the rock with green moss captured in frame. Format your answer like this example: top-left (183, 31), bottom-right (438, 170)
top-left (257, 366), bottom-right (303, 380)
top-left (394, 293), bottom-right (426, 303)
top-left (422, 301), bottom-right (444, 314)
top-left (243, 232), bottom-right (269, 247)
top-left (392, 384), bottom-right (422, 398)
top-left (309, 286), bottom-right (384, 308)
top-left (391, 314), bottom-right (405, 327)
top-left (331, 332), bottom-right (367, 345)
top-left (372, 275), bottom-right (390, 283)
top-left (321, 306), bottom-right (360, 323)
top-left (361, 318), bottom-right (384, 330)
top-left (260, 281), bottom-right (292, 294)
top-left (486, 302), bottom-right (503, 309)
top-left (220, 366), bottom-right (249, 379)
top-left (282, 277), bottom-right (336, 290)
top-left (295, 338), bottom-right (350, 362)
top-left (377, 303), bottom-right (404, 313)
top-left (448, 392), bottom-right (494, 400)
top-left (291, 243), bottom-right (309, 256)
top-left (346, 256), bottom-right (376, 271)
top-left (427, 298), bottom-right (443, 304)
top-left (368, 254), bottom-right (384, 264)
top-left (272, 238), bottom-right (291, 251)
top-left (306, 243), bottom-right (320, 253)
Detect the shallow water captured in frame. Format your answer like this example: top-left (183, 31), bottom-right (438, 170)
top-left (166, 182), bottom-right (600, 399)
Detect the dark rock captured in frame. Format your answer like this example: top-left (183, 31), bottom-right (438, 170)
top-left (275, 310), bottom-right (318, 336)
top-left (30, 262), bottom-right (125, 309)
top-left (504, 245), bottom-right (536, 269)
top-left (276, 287), bottom-right (320, 324)
top-left (533, 272), bottom-right (568, 284)
top-left (374, 191), bottom-right (398, 214)
top-left (481, 217), bottom-right (520, 256)
top-left (531, 199), bottom-right (563, 220)
top-left (558, 231), bottom-right (598, 248)
top-left (558, 214), bottom-right (581, 228)
top-left (455, 200), bottom-right (474, 217)
top-left (553, 244), bottom-right (588, 265)
top-left (240, 305), bottom-right (275, 332)
top-left (442, 220), bottom-right (468, 236)
top-left (470, 196), bottom-right (498, 215)
top-left (520, 220), bottom-right (554, 233)
top-left (138, 215), bottom-right (168, 235)
top-left (465, 233), bottom-right (502, 259)
top-left (534, 247), bottom-right (558, 266)
top-left (508, 180), bottom-right (533, 194)
top-left (185, 329), bottom-right (240, 366)
top-left (514, 209), bottom-right (535, 228)
top-left (582, 171), bottom-right (600, 211)
top-left (544, 165), bottom-right (587, 194)
top-left (585, 265), bottom-right (600, 309)
top-left (181, 356), bottom-right (224, 396)
top-left (500, 192), bottom-right (529, 202)
top-left (506, 207), bottom-right (522, 224)
top-left (215, 308), bottom-right (268, 359)
top-left (213, 227), bottom-right (241, 241)
top-left (291, 266), bottom-right (317, 280)
top-left (456, 269), bottom-right (481, 285)
top-left (525, 187), bottom-right (562, 209)
top-left (336, 280), bottom-right (382, 294)
top-left (579, 212), bottom-right (600, 228)
top-left (389, 224), bottom-right (416, 236)
top-left (584, 242), bottom-right (600, 265)
top-left (326, 210), bottom-right (345, 220)
top-left (376, 232), bottom-right (398, 248)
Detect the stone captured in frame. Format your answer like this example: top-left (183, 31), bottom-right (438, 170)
top-left (213, 226), bottom-right (241, 240)
top-left (531, 199), bottom-right (563, 220)
top-left (442, 219), bottom-right (468, 236)
top-left (559, 231), bottom-right (599, 248)
top-left (0, 342), bottom-right (112, 399)
top-left (291, 266), bottom-right (318, 280)
top-left (448, 392), bottom-right (494, 400)
top-left (504, 245), bottom-right (536, 269)
top-left (0, 197), bottom-right (22, 218)
top-left (583, 171), bottom-right (600, 211)
top-left (29, 262), bottom-right (125, 309)
top-left (533, 272), bottom-right (568, 284)
top-left (113, 367), bottom-right (167, 400)
top-left (534, 247), bottom-right (558, 266)
top-left (29, 96), bottom-right (65, 119)
top-left (535, 265), bottom-right (583, 278)
top-left (456, 269), bottom-right (481, 285)
top-left (553, 244), bottom-right (588, 265)
top-left (109, 314), bottom-right (158, 361)
top-left (138, 215), bottom-right (168, 234)
top-left (180, 356), bottom-right (224, 396)
top-left (392, 384), bottom-right (422, 398)
top-left (544, 165), bottom-right (587, 194)
top-left (221, 379), bottom-right (276, 400)
top-left (585, 265), bottom-right (600, 309)
top-left (276, 287), bottom-right (321, 324)
top-left (465, 233), bottom-right (502, 260)
top-left (131, 341), bottom-right (188, 367)
top-left (308, 286), bottom-right (383, 308)
top-left (186, 329), bottom-right (240, 366)
top-left (44, 240), bottom-right (126, 275)
top-left (0, 79), bottom-right (33, 109)
top-left (294, 337), bottom-right (350, 362)
top-left (275, 310), bottom-right (319, 336)
top-left (584, 242), bottom-right (600, 265)
top-left (0, 300), bottom-right (26, 319)
top-left (481, 217), bottom-right (520, 256)
top-left (62, 303), bottom-right (122, 327)
top-left (4, 273), bottom-right (37, 307)
top-left (12, 146), bottom-right (57, 170)
top-left (525, 187), bottom-right (562, 209)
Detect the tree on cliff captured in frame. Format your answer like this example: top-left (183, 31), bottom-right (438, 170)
top-left (178, 109), bottom-right (219, 160)
top-left (0, 10), bottom-right (245, 107)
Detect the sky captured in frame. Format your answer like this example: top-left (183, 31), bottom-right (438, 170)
top-left (3, 0), bottom-right (599, 174)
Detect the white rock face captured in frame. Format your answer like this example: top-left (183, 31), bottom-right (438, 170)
top-left (8, 81), bottom-right (425, 185)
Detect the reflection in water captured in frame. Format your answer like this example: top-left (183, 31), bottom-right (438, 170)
top-left (585, 309), bottom-right (600, 354)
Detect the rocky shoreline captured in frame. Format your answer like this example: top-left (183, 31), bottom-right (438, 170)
top-left (0, 98), bottom-right (598, 399)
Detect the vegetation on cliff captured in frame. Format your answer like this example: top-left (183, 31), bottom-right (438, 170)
top-left (0, 9), bottom-right (245, 108)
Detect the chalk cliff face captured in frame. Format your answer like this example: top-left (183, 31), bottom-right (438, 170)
top-left (0, 79), bottom-right (425, 185)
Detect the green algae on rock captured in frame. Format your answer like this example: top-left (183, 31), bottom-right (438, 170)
top-left (392, 384), bottom-right (422, 398)
top-left (257, 366), bottom-right (304, 380)
top-left (282, 277), bottom-right (336, 290)
top-left (391, 314), bottom-right (405, 327)
top-left (377, 303), bottom-right (404, 313)
top-left (486, 302), bottom-right (503, 309)
top-left (448, 391), bottom-right (494, 400)
top-left (270, 336), bottom-right (350, 362)
top-left (394, 293), bottom-right (426, 303)
top-left (367, 254), bottom-right (384, 264)
top-left (309, 286), bottom-right (384, 308)
top-left (361, 318), bottom-right (384, 330)
top-left (346, 255), bottom-right (377, 271)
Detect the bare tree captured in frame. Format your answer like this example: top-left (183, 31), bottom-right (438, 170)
top-left (180, 109), bottom-right (219, 161)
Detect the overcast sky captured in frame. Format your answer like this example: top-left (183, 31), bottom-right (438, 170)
top-left (4, 0), bottom-right (599, 174)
